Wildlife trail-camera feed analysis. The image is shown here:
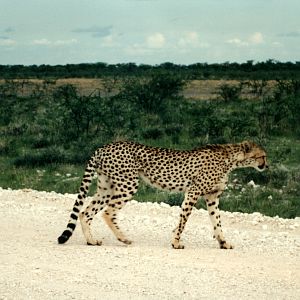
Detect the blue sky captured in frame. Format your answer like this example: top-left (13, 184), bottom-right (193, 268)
top-left (0, 0), bottom-right (299, 65)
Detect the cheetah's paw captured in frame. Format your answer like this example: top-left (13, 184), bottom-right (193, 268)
top-left (219, 241), bottom-right (234, 249)
top-left (172, 242), bottom-right (185, 249)
top-left (86, 240), bottom-right (102, 246)
top-left (118, 238), bottom-right (132, 245)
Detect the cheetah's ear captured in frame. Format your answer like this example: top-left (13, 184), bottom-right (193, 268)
top-left (241, 141), bottom-right (254, 153)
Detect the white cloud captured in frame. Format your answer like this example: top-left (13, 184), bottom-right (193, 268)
top-left (146, 33), bottom-right (165, 48)
top-left (178, 31), bottom-right (210, 49)
top-left (0, 38), bottom-right (17, 46)
top-left (227, 32), bottom-right (264, 47)
top-left (125, 33), bottom-right (166, 56)
top-left (226, 38), bottom-right (249, 47)
top-left (53, 39), bottom-right (77, 46)
top-left (125, 44), bottom-right (151, 56)
top-left (126, 31), bottom-right (210, 57)
top-left (249, 32), bottom-right (264, 44)
top-left (32, 38), bottom-right (52, 45)
top-left (32, 38), bottom-right (77, 46)
top-left (101, 35), bottom-right (116, 47)
top-left (178, 31), bottom-right (198, 47)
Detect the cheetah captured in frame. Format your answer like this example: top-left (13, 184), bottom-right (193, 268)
top-left (58, 140), bottom-right (268, 249)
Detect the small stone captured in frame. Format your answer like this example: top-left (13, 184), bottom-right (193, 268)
top-left (247, 180), bottom-right (256, 187)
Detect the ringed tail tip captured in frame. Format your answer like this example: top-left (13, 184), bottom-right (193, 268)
top-left (57, 230), bottom-right (72, 244)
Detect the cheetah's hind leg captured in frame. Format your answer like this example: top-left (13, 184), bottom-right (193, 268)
top-left (79, 174), bottom-right (111, 246)
top-left (103, 203), bottom-right (133, 245)
top-left (102, 177), bottom-right (139, 245)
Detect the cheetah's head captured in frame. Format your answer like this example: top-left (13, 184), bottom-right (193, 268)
top-left (238, 141), bottom-right (269, 172)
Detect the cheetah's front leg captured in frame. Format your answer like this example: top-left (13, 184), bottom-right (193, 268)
top-left (204, 193), bottom-right (234, 249)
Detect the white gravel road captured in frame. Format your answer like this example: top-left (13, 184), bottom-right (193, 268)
top-left (0, 187), bottom-right (299, 299)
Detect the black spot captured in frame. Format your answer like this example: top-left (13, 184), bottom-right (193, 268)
top-left (73, 207), bottom-right (80, 213)
top-left (67, 223), bottom-right (76, 230)
top-left (70, 213), bottom-right (78, 220)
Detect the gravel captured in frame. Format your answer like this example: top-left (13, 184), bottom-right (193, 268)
top-left (0, 187), bottom-right (299, 299)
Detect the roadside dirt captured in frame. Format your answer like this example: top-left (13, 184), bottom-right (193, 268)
top-left (0, 78), bottom-right (276, 100)
top-left (0, 188), bottom-right (299, 299)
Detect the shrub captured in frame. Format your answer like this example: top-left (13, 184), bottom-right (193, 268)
top-left (217, 83), bottom-right (242, 102)
top-left (14, 147), bottom-right (67, 167)
top-left (120, 74), bottom-right (185, 114)
top-left (164, 193), bottom-right (183, 207)
top-left (141, 127), bottom-right (164, 140)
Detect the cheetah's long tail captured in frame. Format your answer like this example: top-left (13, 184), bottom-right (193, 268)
top-left (57, 157), bottom-right (97, 244)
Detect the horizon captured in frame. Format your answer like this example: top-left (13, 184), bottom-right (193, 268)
top-left (1, 59), bottom-right (299, 68)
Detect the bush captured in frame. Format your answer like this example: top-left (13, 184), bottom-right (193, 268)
top-left (164, 193), bottom-right (183, 207)
top-left (141, 127), bottom-right (164, 140)
top-left (120, 74), bottom-right (185, 114)
top-left (217, 83), bottom-right (242, 102)
top-left (258, 80), bottom-right (300, 137)
top-left (14, 147), bottom-right (67, 167)
top-left (191, 101), bottom-right (260, 143)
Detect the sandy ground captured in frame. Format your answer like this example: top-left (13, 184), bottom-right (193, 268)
top-left (0, 188), bottom-right (299, 300)
top-left (0, 78), bottom-right (276, 100)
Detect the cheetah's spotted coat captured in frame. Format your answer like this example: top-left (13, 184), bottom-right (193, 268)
top-left (58, 141), bottom-right (268, 249)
